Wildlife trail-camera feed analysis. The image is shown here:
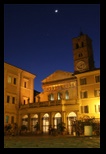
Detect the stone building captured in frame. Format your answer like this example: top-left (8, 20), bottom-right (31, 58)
top-left (4, 32), bottom-right (100, 134)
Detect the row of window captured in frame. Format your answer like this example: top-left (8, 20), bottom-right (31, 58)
top-left (48, 91), bottom-right (69, 101)
top-left (76, 42), bottom-right (84, 49)
top-left (47, 89), bottom-right (100, 101)
top-left (8, 76), bottom-right (29, 88)
top-left (5, 115), bottom-right (14, 123)
top-left (80, 75), bottom-right (100, 85)
top-left (7, 95), bottom-right (16, 104)
top-left (80, 89), bottom-right (100, 98)
top-left (8, 76), bottom-right (17, 85)
top-left (80, 105), bottom-right (100, 113)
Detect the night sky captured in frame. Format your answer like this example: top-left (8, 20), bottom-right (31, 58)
top-left (4, 4), bottom-right (100, 92)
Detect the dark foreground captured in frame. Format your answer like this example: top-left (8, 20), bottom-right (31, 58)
top-left (4, 135), bottom-right (100, 148)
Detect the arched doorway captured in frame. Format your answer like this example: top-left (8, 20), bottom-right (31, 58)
top-left (54, 112), bottom-right (62, 129)
top-left (67, 112), bottom-right (77, 135)
top-left (31, 114), bottom-right (38, 132)
top-left (42, 113), bottom-right (49, 133)
top-left (22, 115), bottom-right (28, 128)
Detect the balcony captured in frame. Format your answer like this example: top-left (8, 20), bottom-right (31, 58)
top-left (20, 99), bottom-right (77, 109)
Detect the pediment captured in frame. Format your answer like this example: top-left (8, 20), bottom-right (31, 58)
top-left (42, 70), bottom-right (74, 83)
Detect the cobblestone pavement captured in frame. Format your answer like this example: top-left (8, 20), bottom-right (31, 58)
top-left (4, 135), bottom-right (100, 148)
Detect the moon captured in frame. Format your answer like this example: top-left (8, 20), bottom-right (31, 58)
top-left (55, 9), bottom-right (58, 13)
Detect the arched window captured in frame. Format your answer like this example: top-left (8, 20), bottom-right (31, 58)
top-left (78, 53), bottom-right (83, 57)
top-left (57, 92), bottom-right (62, 100)
top-left (82, 42), bottom-right (84, 47)
top-left (76, 43), bottom-right (79, 49)
top-left (49, 93), bottom-right (54, 101)
top-left (65, 91), bottom-right (69, 99)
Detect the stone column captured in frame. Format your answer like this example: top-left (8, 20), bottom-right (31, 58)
top-left (49, 112), bottom-right (52, 126)
top-left (61, 111), bottom-right (65, 123)
top-left (39, 113), bottom-right (43, 132)
top-left (28, 114), bottom-right (31, 131)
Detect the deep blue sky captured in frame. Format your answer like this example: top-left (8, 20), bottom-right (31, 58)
top-left (4, 4), bottom-right (100, 92)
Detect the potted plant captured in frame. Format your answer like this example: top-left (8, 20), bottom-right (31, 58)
top-left (4, 123), bottom-right (12, 135)
top-left (20, 125), bottom-right (27, 135)
top-left (34, 122), bottom-right (41, 134)
top-left (57, 122), bottom-right (66, 135)
top-left (81, 116), bottom-right (95, 136)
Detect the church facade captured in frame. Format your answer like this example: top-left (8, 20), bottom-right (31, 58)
top-left (4, 32), bottom-right (100, 134)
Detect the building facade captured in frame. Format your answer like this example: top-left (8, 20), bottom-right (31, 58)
top-left (4, 63), bottom-right (36, 127)
top-left (4, 32), bottom-right (100, 135)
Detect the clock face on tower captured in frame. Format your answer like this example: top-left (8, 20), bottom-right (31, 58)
top-left (76, 61), bottom-right (86, 71)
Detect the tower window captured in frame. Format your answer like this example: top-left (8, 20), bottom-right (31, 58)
top-left (76, 43), bottom-right (79, 49)
top-left (78, 53), bottom-right (83, 57)
top-left (82, 42), bottom-right (84, 47)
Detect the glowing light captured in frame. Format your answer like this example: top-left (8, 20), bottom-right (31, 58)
top-left (55, 10), bottom-right (58, 13)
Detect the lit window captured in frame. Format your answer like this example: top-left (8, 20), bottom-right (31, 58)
top-left (6, 115), bottom-right (9, 123)
top-left (95, 105), bottom-right (100, 113)
top-left (50, 94), bottom-right (54, 101)
top-left (65, 91), bottom-right (69, 99)
top-left (7, 95), bottom-right (10, 103)
top-left (8, 76), bottom-right (12, 83)
top-left (94, 90), bottom-right (100, 97)
top-left (57, 92), bottom-right (62, 100)
top-left (80, 78), bottom-right (87, 85)
top-left (98, 105), bottom-right (100, 112)
top-left (95, 75), bottom-right (100, 83)
top-left (80, 91), bottom-right (88, 98)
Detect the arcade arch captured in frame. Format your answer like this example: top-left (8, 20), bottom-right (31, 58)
top-left (22, 115), bottom-right (28, 127)
top-left (31, 114), bottom-right (38, 132)
top-left (42, 113), bottom-right (49, 133)
top-left (67, 112), bottom-right (77, 135)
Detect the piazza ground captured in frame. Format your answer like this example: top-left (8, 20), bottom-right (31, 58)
top-left (4, 135), bottom-right (100, 148)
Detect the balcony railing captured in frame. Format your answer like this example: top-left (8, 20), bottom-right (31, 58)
top-left (20, 99), bottom-right (77, 109)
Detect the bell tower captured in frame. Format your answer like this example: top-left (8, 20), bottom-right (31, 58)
top-left (72, 32), bottom-right (95, 73)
